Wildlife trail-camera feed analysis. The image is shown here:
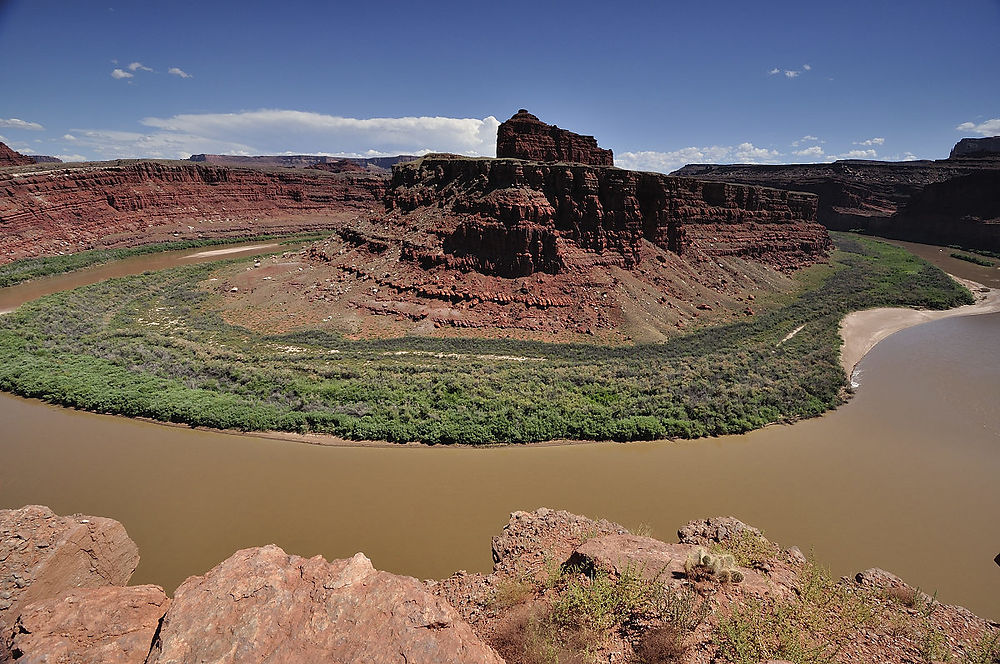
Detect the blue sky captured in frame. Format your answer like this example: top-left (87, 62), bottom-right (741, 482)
top-left (1, 0), bottom-right (998, 171)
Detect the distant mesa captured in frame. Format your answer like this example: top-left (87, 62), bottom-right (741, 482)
top-left (29, 155), bottom-right (63, 164)
top-left (187, 153), bottom-right (418, 172)
top-left (0, 141), bottom-right (37, 167)
top-left (949, 135), bottom-right (1000, 159)
top-left (496, 109), bottom-right (614, 165)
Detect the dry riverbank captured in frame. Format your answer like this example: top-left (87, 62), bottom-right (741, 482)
top-left (839, 275), bottom-right (1000, 378)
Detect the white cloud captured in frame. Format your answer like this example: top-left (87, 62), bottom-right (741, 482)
top-left (127, 62), bottom-right (153, 72)
top-left (616, 142), bottom-right (780, 173)
top-left (791, 135), bottom-right (821, 147)
top-left (836, 149), bottom-right (877, 159)
top-left (802, 64), bottom-right (812, 71)
top-left (53, 154), bottom-right (88, 162)
top-left (956, 118), bottom-right (1000, 136)
top-left (63, 133), bottom-right (77, 141)
top-left (167, 67), bottom-right (192, 78)
top-left (0, 117), bottom-right (45, 131)
top-left (854, 137), bottom-right (885, 146)
top-left (901, 152), bottom-right (918, 161)
top-left (111, 68), bottom-right (134, 79)
top-left (768, 68), bottom-right (780, 75)
top-left (784, 70), bottom-right (800, 78)
top-left (793, 145), bottom-right (825, 158)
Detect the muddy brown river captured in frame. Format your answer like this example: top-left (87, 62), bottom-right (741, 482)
top-left (1, 240), bottom-right (998, 618)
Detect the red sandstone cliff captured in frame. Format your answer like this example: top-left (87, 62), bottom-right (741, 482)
top-left (0, 160), bottom-right (388, 264)
top-left (0, 141), bottom-right (36, 167)
top-left (389, 155), bottom-right (828, 277)
top-left (673, 143), bottom-right (1000, 251)
top-left (227, 155), bottom-right (829, 341)
top-left (496, 110), bottom-right (614, 166)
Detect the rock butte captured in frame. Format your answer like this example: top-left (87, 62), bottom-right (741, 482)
top-left (496, 109), bottom-right (614, 165)
top-left (2, 505), bottom-right (996, 663)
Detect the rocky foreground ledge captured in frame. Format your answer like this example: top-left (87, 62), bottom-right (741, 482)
top-left (1, 506), bottom-right (997, 663)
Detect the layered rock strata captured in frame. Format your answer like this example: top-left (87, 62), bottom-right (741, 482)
top-left (0, 160), bottom-right (388, 264)
top-left (496, 109), bottom-right (614, 165)
top-left (674, 143), bottom-right (1000, 251)
top-left (389, 155), bottom-right (829, 277)
top-left (229, 153), bottom-right (828, 340)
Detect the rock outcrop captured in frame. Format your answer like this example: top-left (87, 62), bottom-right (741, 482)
top-left (950, 135), bottom-right (1000, 159)
top-left (2, 505), bottom-right (998, 664)
top-left (496, 110), bottom-right (614, 166)
top-left (0, 142), bottom-right (35, 167)
top-left (0, 160), bottom-right (388, 264)
top-left (10, 585), bottom-right (169, 664)
top-left (0, 505), bottom-right (140, 658)
top-left (389, 155), bottom-right (829, 277)
top-left (673, 143), bottom-right (1000, 252)
top-left (146, 545), bottom-right (503, 664)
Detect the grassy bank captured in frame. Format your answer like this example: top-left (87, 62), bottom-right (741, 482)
top-left (0, 233), bottom-right (328, 288)
top-left (0, 234), bottom-right (972, 444)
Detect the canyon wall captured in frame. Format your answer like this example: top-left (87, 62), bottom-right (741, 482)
top-left (673, 145), bottom-right (1000, 251)
top-left (389, 155), bottom-right (829, 278)
top-left (0, 160), bottom-right (387, 264)
top-left (496, 109), bottom-right (614, 166)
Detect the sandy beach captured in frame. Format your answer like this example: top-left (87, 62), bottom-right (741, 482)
top-left (839, 275), bottom-right (1000, 378)
top-left (182, 243), bottom-right (278, 259)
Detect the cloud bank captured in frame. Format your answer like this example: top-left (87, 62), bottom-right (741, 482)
top-left (69, 110), bottom-right (502, 160)
top-left (616, 143), bottom-right (781, 173)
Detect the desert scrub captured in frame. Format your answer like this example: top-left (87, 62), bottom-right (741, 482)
top-left (709, 529), bottom-right (778, 570)
top-left (716, 560), bottom-right (878, 664)
top-left (0, 234), bottom-right (974, 444)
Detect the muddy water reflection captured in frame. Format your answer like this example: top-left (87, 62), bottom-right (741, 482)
top-left (0, 245), bottom-right (997, 618)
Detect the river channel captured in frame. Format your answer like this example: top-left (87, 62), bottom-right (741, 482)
top-left (0, 239), bottom-right (997, 618)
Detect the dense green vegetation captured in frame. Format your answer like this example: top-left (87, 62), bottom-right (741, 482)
top-left (947, 244), bottom-right (1000, 260)
top-left (0, 233), bottom-right (326, 288)
top-left (949, 252), bottom-right (996, 267)
top-left (0, 234), bottom-right (972, 444)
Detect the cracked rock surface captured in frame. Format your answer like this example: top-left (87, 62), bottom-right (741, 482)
top-left (146, 544), bottom-right (503, 664)
top-left (0, 505), bottom-right (139, 655)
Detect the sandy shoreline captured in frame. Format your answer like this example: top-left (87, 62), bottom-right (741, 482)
top-left (839, 275), bottom-right (1000, 379)
top-left (182, 243), bottom-right (278, 258)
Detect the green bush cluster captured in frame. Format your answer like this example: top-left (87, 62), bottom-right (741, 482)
top-left (949, 252), bottom-right (996, 267)
top-left (0, 234), bottom-right (973, 444)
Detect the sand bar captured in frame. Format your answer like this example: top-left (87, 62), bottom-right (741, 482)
top-left (182, 243), bottom-right (278, 259)
top-left (839, 275), bottom-right (1000, 377)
